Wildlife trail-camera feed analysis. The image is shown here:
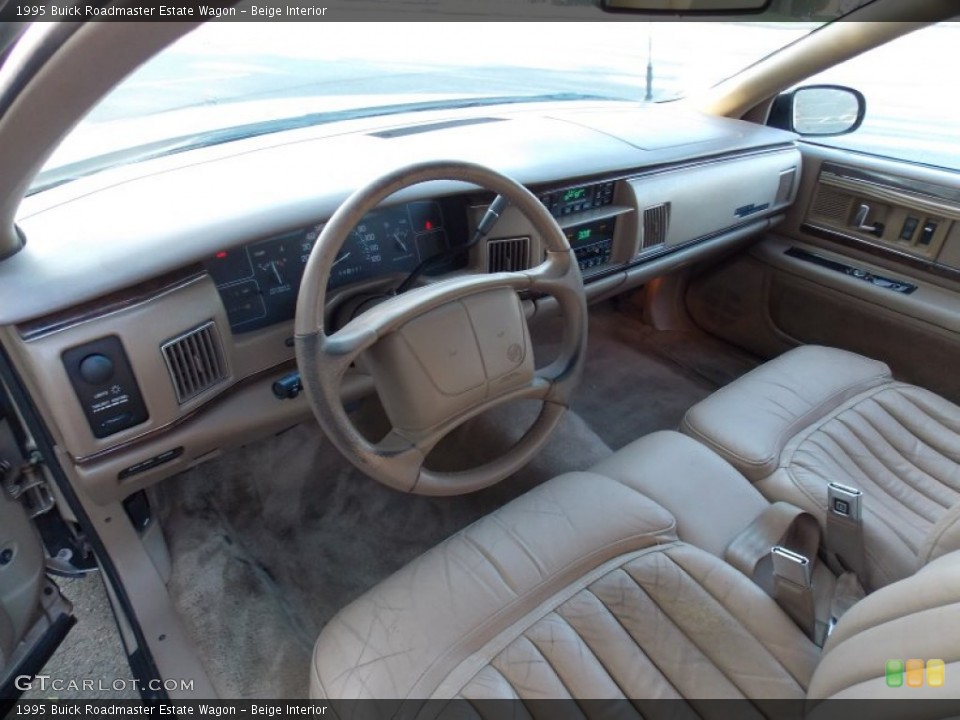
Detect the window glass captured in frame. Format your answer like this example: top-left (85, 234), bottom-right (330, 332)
top-left (799, 22), bottom-right (960, 171)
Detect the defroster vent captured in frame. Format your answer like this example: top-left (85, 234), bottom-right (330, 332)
top-left (642, 203), bottom-right (670, 251)
top-left (162, 321), bottom-right (227, 404)
top-left (488, 236), bottom-right (530, 273)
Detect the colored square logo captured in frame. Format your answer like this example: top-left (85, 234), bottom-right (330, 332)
top-left (927, 659), bottom-right (945, 688)
top-left (886, 659), bottom-right (904, 687)
top-left (906, 658), bottom-right (925, 688)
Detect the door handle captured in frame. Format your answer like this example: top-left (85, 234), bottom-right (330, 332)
top-left (853, 203), bottom-right (884, 237)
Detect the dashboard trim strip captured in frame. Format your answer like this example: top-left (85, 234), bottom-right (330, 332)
top-left (517, 144), bottom-right (798, 207)
top-left (69, 358), bottom-right (299, 465)
top-left (18, 266), bottom-right (208, 342)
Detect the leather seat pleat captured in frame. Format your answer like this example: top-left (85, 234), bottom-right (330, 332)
top-left (555, 587), bottom-right (686, 701)
top-left (523, 612), bottom-right (631, 702)
top-left (622, 549), bottom-right (812, 700)
top-left (846, 393), bottom-right (960, 510)
top-left (460, 545), bottom-right (815, 706)
top-left (813, 412), bottom-right (944, 522)
top-left (876, 389), bottom-right (960, 494)
top-left (489, 635), bottom-right (577, 701)
top-left (457, 665), bottom-right (523, 702)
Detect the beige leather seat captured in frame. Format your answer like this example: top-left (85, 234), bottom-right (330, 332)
top-left (311, 436), bottom-right (960, 705)
top-left (682, 345), bottom-right (960, 590)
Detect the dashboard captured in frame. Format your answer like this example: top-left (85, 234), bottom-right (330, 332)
top-left (1, 100), bottom-right (801, 505)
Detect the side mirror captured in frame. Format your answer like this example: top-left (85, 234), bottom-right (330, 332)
top-left (769, 85), bottom-right (866, 137)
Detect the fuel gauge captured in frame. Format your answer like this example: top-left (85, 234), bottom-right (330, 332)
top-left (383, 215), bottom-right (416, 264)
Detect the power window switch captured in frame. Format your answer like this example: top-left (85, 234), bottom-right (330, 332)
top-left (919, 220), bottom-right (938, 246)
top-left (899, 216), bottom-right (919, 242)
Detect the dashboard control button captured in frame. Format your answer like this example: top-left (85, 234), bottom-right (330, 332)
top-left (63, 336), bottom-right (149, 439)
top-left (272, 372), bottom-right (303, 400)
top-left (78, 354), bottom-right (114, 385)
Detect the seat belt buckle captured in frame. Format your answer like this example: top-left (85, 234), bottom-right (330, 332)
top-left (827, 482), bottom-right (862, 522)
top-left (771, 545), bottom-right (812, 588)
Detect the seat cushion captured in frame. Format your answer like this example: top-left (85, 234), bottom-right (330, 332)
top-left (808, 549), bottom-right (960, 701)
top-left (682, 345), bottom-right (960, 589)
top-left (681, 345), bottom-right (891, 482)
top-left (592, 430), bottom-right (769, 558)
top-left (310, 471), bottom-right (820, 701)
top-left (760, 382), bottom-right (960, 588)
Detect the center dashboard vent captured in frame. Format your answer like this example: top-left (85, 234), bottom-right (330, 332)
top-left (641, 202), bottom-right (671, 251)
top-left (488, 237), bottom-right (531, 273)
top-left (161, 321), bottom-right (227, 404)
top-left (368, 117), bottom-right (505, 139)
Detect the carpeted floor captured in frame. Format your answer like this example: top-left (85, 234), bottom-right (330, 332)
top-left (534, 300), bottom-right (760, 449)
top-left (154, 301), bottom-right (759, 698)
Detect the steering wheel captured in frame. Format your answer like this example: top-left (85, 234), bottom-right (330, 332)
top-left (294, 160), bottom-right (587, 496)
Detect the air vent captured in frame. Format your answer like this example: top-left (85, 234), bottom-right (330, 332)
top-left (776, 168), bottom-right (797, 205)
top-left (161, 321), bottom-right (226, 404)
top-left (642, 203), bottom-right (671, 251)
top-left (810, 185), bottom-right (855, 223)
top-left (488, 237), bottom-right (530, 273)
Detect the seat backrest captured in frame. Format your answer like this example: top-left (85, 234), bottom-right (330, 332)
top-left (807, 549), bottom-right (960, 703)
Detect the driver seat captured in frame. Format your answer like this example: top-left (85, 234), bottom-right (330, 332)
top-left (310, 456), bottom-right (960, 705)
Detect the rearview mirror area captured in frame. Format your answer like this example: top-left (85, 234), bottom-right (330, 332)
top-left (599, 0), bottom-right (769, 14)
top-left (769, 84), bottom-right (866, 137)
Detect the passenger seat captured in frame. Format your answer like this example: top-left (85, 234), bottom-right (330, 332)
top-left (681, 345), bottom-right (960, 590)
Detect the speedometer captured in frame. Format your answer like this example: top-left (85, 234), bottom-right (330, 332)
top-left (331, 206), bottom-right (426, 286)
top-left (330, 222), bottom-right (379, 286)
top-left (351, 222), bottom-right (382, 264)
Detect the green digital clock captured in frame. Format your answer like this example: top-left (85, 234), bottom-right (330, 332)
top-left (562, 187), bottom-right (588, 203)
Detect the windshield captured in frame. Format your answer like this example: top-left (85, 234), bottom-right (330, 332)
top-left (36, 20), bottom-right (820, 190)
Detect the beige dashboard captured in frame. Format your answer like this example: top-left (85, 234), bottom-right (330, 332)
top-left (0, 101), bottom-right (800, 504)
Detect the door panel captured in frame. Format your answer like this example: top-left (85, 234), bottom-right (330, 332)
top-left (0, 486), bottom-right (44, 669)
top-left (0, 411), bottom-right (73, 700)
top-left (687, 143), bottom-right (960, 402)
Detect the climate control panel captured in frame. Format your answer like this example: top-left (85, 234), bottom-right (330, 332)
top-left (574, 239), bottom-right (613, 271)
top-left (539, 180), bottom-right (616, 217)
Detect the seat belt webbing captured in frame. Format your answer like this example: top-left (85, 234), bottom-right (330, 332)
top-left (726, 501), bottom-right (821, 642)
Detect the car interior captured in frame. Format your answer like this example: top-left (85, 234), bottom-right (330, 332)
top-left (1, 0), bottom-right (960, 712)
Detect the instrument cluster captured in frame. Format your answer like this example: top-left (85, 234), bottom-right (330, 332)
top-left (205, 199), bottom-right (466, 333)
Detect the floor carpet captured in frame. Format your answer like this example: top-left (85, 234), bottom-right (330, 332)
top-left (155, 301), bottom-right (759, 698)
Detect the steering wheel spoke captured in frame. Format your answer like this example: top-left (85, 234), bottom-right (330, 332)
top-left (326, 271), bottom-right (532, 348)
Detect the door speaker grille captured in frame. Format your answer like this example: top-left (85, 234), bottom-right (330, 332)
top-left (811, 185), bottom-right (855, 223)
